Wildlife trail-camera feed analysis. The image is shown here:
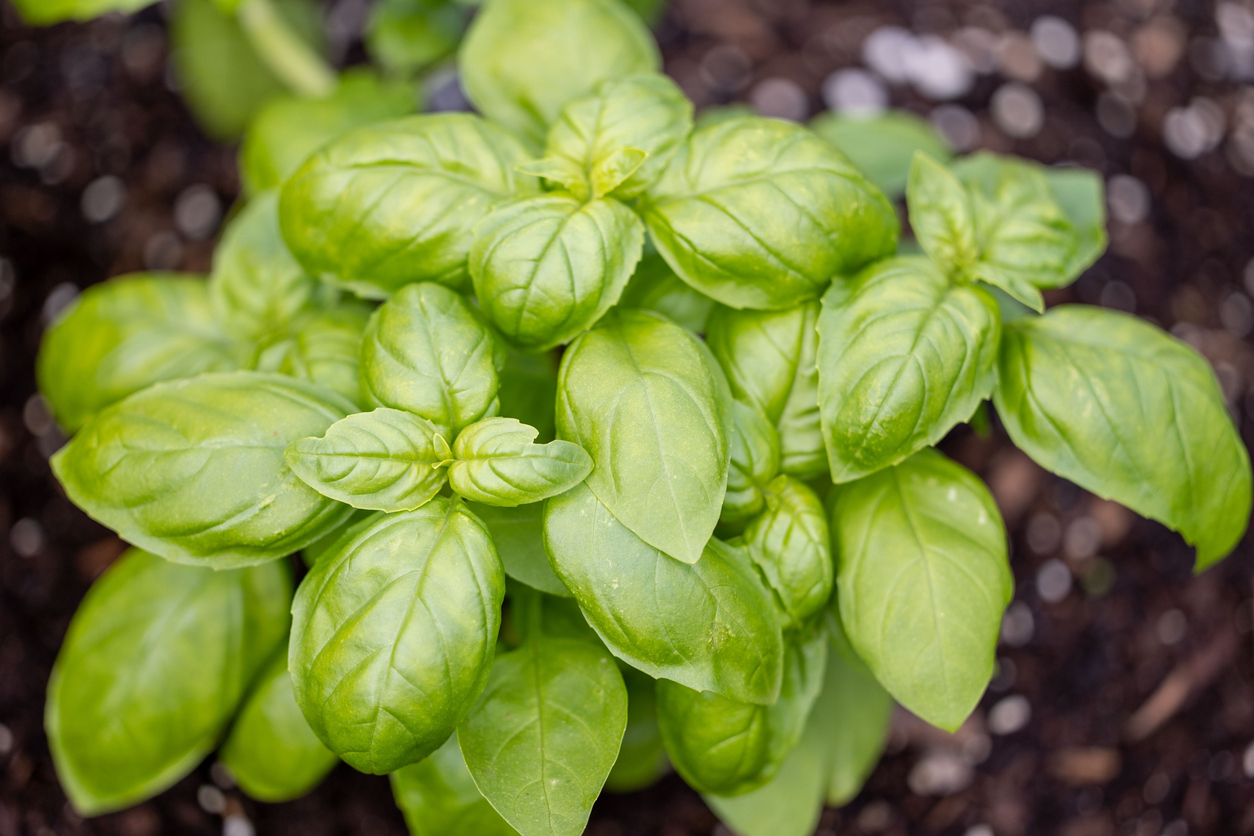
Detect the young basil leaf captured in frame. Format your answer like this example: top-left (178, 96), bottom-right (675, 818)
top-left (279, 113), bottom-right (537, 297)
top-left (469, 194), bottom-right (645, 352)
top-left (496, 349), bottom-right (560, 444)
top-left (743, 475), bottom-right (832, 626)
top-left (605, 665), bottom-right (669, 793)
top-left (816, 256), bottom-right (1001, 482)
top-left (45, 549), bottom-right (290, 815)
top-left (290, 498), bottom-right (505, 774)
top-left (705, 301), bottom-right (826, 479)
top-left (722, 401), bottom-right (781, 526)
top-left (906, 152), bottom-right (978, 277)
top-left (640, 117), bottom-right (899, 310)
top-left (545, 73), bottom-right (693, 199)
top-left (657, 626), bottom-right (826, 796)
top-left (51, 372), bottom-right (356, 568)
top-left (618, 252), bottom-right (715, 334)
top-left (457, 0), bottom-right (660, 148)
top-left (218, 644), bottom-right (339, 803)
top-left (365, 0), bottom-right (468, 79)
top-left (255, 304), bottom-right (372, 407)
top-left (390, 733), bottom-right (518, 836)
top-left (36, 274), bottom-right (236, 433)
top-left (360, 282), bottom-right (506, 437)
top-left (544, 483), bottom-right (784, 703)
top-left (210, 190), bottom-right (335, 343)
top-left (449, 417), bottom-right (593, 507)
top-left (240, 69), bottom-right (417, 195)
top-left (830, 449), bottom-right (1011, 732)
top-left (286, 407), bottom-right (449, 512)
top-left (458, 624), bottom-right (628, 836)
top-left (823, 610), bottom-right (893, 807)
top-left (466, 501), bottom-right (570, 597)
top-left (556, 309), bottom-right (732, 564)
top-left (810, 111), bottom-right (950, 197)
top-left (994, 305), bottom-right (1253, 570)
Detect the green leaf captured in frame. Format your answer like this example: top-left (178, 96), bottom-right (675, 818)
top-left (590, 148), bottom-right (647, 198)
top-left (466, 501), bottom-right (570, 597)
top-left (255, 304), bottom-right (372, 407)
top-left (45, 549), bottom-right (290, 815)
top-left (1043, 166), bottom-right (1107, 282)
top-left (290, 498), bottom-right (505, 774)
top-left (458, 617), bottom-right (628, 836)
top-left (360, 282), bottom-right (506, 436)
top-left (823, 611), bottom-right (893, 807)
top-left (36, 274), bottom-right (236, 433)
top-left (449, 418), bottom-right (593, 507)
top-left (810, 111), bottom-right (951, 197)
top-left (557, 310), bottom-right (732, 563)
top-left (219, 643), bottom-right (339, 803)
top-left (544, 483), bottom-right (784, 703)
top-left (210, 190), bottom-right (334, 343)
top-left (994, 305), bottom-right (1252, 570)
top-left (279, 113), bottom-right (537, 298)
top-left (618, 252), bottom-right (715, 333)
top-left (605, 666), bottom-right (668, 793)
top-left (830, 450), bottom-right (1011, 731)
top-left (366, 0), bottom-right (468, 78)
top-left (458, 0), bottom-right (660, 148)
top-left (743, 475), bottom-right (832, 626)
top-left (240, 69), bottom-right (417, 195)
top-left (722, 401), bottom-right (780, 525)
top-left (658, 627), bottom-right (826, 796)
top-left (640, 117), bottom-right (898, 311)
top-left (390, 733), bottom-right (519, 836)
top-left (286, 408), bottom-right (449, 512)
top-left (51, 372), bottom-right (355, 568)
top-left (496, 349), bottom-right (560, 444)
top-left (11, 0), bottom-right (154, 23)
top-left (906, 152), bottom-right (978, 277)
top-left (545, 73), bottom-right (693, 199)
top-left (470, 194), bottom-right (645, 352)
top-left (705, 301), bottom-right (826, 479)
top-left (816, 256), bottom-right (1001, 482)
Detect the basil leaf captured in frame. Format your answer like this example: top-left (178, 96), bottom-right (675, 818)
top-left (51, 372), bottom-right (355, 568)
top-left (286, 408), bottom-right (448, 512)
top-left (466, 501), bottom-right (570, 597)
top-left (994, 305), bottom-right (1253, 570)
top-left (545, 73), bottom-right (693, 199)
top-left (219, 644), bottom-right (338, 803)
top-left (640, 117), bottom-right (898, 310)
top-left (497, 349), bottom-right (559, 444)
top-left (279, 113), bottom-right (537, 297)
top-left (470, 194), bottom-right (644, 352)
top-left (449, 417), bottom-right (593, 507)
top-left (743, 475), bottom-right (832, 626)
top-left (366, 0), bottom-right (468, 78)
top-left (906, 152), bottom-right (978, 277)
top-left (556, 309), bottom-right (732, 564)
top-left (544, 483), bottom-right (784, 703)
top-left (605, 665), bottom-right (668, 793)
top-left (458, 0), bottom-right (660, 148)
top-left (290, 498), bottom-right (505, 774)
top-left (256, 304), bottom-right (371, 406)
top-left (458, 627), bottom-right (628, 836)
top-left (658, 627), bottom-right (826, 796)
top-left (705, 302), bottom-right (826, 479)
top-left (830, 450), bottom-right (1011, 731)
top-left (618, 252), bottom-right (715, 333)
top-left (722, 401), bottom-right (781, 525)
top-left (46, 549), bottom-right (290, 815)
top-left (240, 69), bottom-right (417, 195)
top-left (210, 189), bottom-right (334, 343)
top-left (12, 0), bottom-right (153, 23)
top-left (361, 282), bottom-right (506, 437)
top-left (823, 611), bottom-right (893, 806)
top-left (1043, 166), bottom-right (1107, 282)
top-left (816, 256), bottom-right (1001, 482)
top-left (36, 274), bottom-right (236, 433)
top-left (810, 111), bottom-right (950, 196)
top-left (390, 733), bottom-right (518, 836)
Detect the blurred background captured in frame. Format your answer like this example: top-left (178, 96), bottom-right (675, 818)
top-left (1, 0), bottom-right (1254, 834)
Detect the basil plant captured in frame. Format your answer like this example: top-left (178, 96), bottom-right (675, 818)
top-left (36, 0), bottom-right (1251, 833)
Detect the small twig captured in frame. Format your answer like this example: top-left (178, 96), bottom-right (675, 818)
top-left (1124, 627), bottom-right (1239, 743)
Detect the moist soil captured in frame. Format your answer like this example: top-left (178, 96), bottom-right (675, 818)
top-left (2, 1), bottom-right (1253, 835)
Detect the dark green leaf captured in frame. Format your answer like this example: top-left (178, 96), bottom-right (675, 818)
top-left (618, 252), bottom-right (715, 333)
top-left (810, 111), bottom-right (950, 196)
top-left (743, 475), bottom-right (832, 626)
top-left (467, 501), bottom-right (570, 597)
top-left (255, 304), bottom-right (372, 407)
top-left (496, 349), bottom-right (560, 443)
top-left (366, 0), bottom-right (468, 78)
top-left (390, 733), bottom-right (518, 836)
top-left (823, 611), bottom-right (893, 806)
top-left (604, 666), bottom-right (668, 793)
top-left (722, 401), bottom-right (780, 525)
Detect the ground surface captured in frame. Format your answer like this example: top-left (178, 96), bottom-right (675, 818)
top-left (1, 1), bottom-right (1253, 834)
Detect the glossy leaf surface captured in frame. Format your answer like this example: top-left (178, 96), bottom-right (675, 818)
top-left (722, 401), bottom-right (780, 525)
top-left (743, 475), bottom-right (832, 626)
top-left (449, 418), bottom-right (592, 507)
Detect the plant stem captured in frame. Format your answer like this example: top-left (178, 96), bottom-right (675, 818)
top-left (237, 0), bottom-right (337, 99)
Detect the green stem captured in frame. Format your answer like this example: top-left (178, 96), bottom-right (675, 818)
top-left (237, 0), bottom-right (337, 98)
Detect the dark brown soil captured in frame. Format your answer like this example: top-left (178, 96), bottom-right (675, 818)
top-left (2, 1), bottom-right (1253, 835)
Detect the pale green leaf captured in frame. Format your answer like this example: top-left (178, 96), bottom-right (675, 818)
top-left (450, 418), bottom-right (592, 507)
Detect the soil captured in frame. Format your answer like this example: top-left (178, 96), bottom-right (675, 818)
top-left (2, 1), bottom-right (1253, 835)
